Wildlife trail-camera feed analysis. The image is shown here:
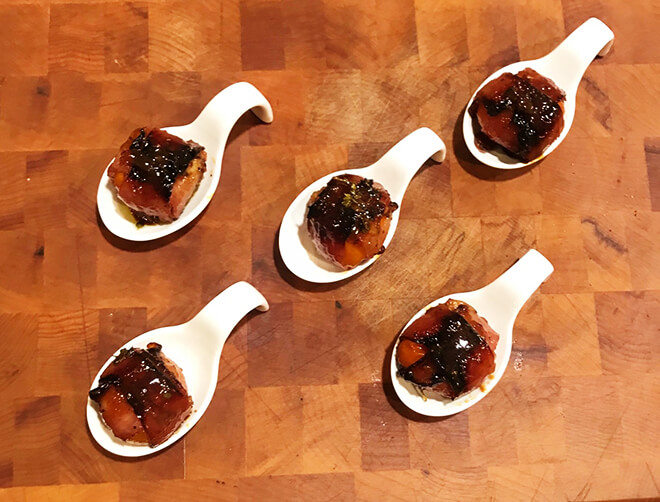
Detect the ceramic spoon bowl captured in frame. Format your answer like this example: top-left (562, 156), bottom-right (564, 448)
top-left (279, 127), bottom-right (446, 284)
top-left (390, 249), bottom-right (553, 417)
top-left (97, 82), bottom-right (273, 241)
top-left (87, 281), bottom-right (269, 457)
top-left (463, 17), bottom-right (614, 169)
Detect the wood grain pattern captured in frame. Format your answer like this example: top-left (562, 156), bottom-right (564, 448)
top-left (0, 0), bottom-right (658, 500)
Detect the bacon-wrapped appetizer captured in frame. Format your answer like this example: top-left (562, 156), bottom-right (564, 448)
top-left (396, 299), bottom-right (500, 400)
top-left (306, 174), bottom-right (398, 269)
top-left (89, 343), bottom-right (193, 447)
top-left (468, 68), bottom-right (565, 162)
top-left (107, 127), bottom-right (206, 224)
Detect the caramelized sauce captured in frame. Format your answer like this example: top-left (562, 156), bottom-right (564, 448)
top-left (306, 174), bottom-right (398, 269)
top-left (308, 175), bottom-right (395, 240)
top-left (125, 128), bottom-right (203, 200)
top-left (396, 301), bottom-right (497, 400)
top-left (89, 343), bottom-right (192, 447)
top-left (401, 308), bottom-right (488, 395)
top-left (108, 127), bottom-right (207, 223)
top-left (469, 68), bottom-right (565, 162)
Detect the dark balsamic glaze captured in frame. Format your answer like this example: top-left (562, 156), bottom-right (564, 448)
top-left (482, 76), bottom-right (562, 151)
top-left (307, 174), bottom-right (397, 241)
top-left (89, 343), bottom-right (186, 419)
top-left (396, 303), bottom-right (497, 399)
top-left (399, 307), bottom-right (490, 397)
top-left (127, 128), bottom-right (203, 200)
top-left (468, 68), bottom-right (565, 161)
top-left (89, 343), bottom-right (192, 445)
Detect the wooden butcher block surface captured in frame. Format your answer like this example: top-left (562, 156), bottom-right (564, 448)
top-left (0, 0), bottom-right (658, 500)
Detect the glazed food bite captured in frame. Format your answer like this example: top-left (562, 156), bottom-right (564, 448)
top-left (468, 68), bottom-right (566, 162)
top-left (89, 343), bottom-right (193, 447)
top-left (306, 174), bottom-right (398, 269)
top-left (396, 299), bottom-right (500, 400)
top-left (107, 127), bottom-right (207, 224)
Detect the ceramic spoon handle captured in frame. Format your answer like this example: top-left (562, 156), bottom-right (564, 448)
top-left (545, 18), bottom-right (614, 91)
top-left (192, 82), bottom-right (273, 149)
top-left (481, 249), bottom-right (554, 319)
top-left (377, 127), bottom-right (446, 187)
top-left (190, 281), bottom-right (269, 346)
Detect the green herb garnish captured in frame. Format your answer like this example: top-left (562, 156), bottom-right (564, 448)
top-left (341, 183), bottom-right (359, 208)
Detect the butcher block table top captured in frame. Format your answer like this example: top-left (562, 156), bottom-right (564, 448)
top-left (1, 0), bottom-right (659, 500)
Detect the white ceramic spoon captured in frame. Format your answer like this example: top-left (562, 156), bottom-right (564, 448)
top-left (279, 127), bottom-right (446, 284)
top-left (87, 281), bottom-right (268, 457)
top-left (97, 82), bottom-right (273, 241)
top-left (463, 17), bottom-right (614, 169)
top-left (391, 249), bottom-right (553, 417)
